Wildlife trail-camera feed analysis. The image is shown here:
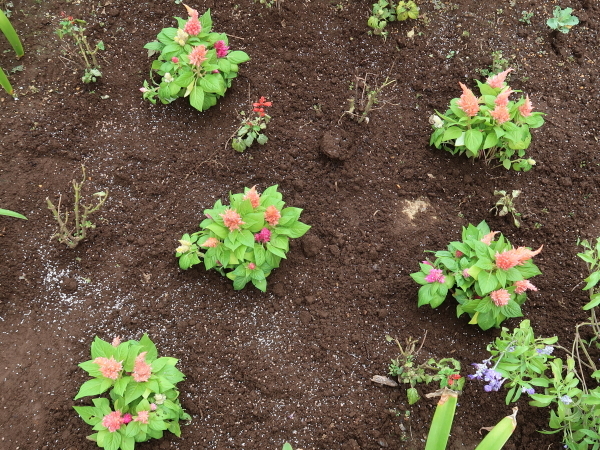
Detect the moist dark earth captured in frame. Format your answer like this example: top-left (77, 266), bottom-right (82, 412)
top-left (1, 0), bottom-right (600, 449)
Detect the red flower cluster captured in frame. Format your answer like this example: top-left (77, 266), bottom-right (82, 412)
top-left (447, 374), bottom-right (462, 386)
top-left (60, 11), bottom-right (75, 24)
top-left (253, 96), bottom-right (272, 117)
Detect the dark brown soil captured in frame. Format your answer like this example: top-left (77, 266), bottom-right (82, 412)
top-left (1, 0), bottom-right (600, 449)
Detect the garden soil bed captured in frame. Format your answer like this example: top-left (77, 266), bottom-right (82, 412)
top-left (2, 0), bottom-right (600, 448)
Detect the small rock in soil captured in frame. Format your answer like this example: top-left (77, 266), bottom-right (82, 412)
top-left (271, 283), bottom-right (285, 297)
top-left (299, 311), bottom-right (312, 324)
top-left (61, 277), bottom-right (77, 292)
top-left (302, 235), bottom-right (323, 258)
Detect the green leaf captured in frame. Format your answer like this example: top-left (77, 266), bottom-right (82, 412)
top-left (0, 208), bottom-right (27, 219)
top-left (583, 271), bottom-right (600, 291)
top-left (441, 126), bottom-right (463, 142)
top-left (482, 131), bottom-right (498, 150)
top-left (278, 221), bottom-right (311, 239)
top-left (266, 243), bottom-right (287, 259)
top-left (407, 387), bottom-right (420, 405)
top-left (189, 85), bottom-right (205, 111)
top-left (74, 378), bottom-right (112, 400)
top-left (464, 128), bottom-right (484, 152)
top-left (199, 73), bottom-right (225, 95)
top-left (501, 300), bottom-right (523, 318)
top-left (124, 381), bottom-right (147, 404)
top-left (0, 9), bottom-right (24, 58)
top-left (200, 9), bottom-right (213, 33)
top-left (477, 271), bottom-right (498, 295)
top-left (227, 50), bottom-right (250, 64)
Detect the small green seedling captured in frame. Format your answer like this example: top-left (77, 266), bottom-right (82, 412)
top-left (491, 190), bottom-right (521, 228)
top-left (396, 1), bottom-right (419, 21)
top-left (547, 6), bottom-right (579, 33)
top-left (519, 11), bottom-right (533, 24)
top-left (0, 208), bottom-right (27, 219)
top-left (282, 444), bottom-right (293, 450)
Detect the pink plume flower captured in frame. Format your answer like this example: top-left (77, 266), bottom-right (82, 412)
top-left (139, 87), bottom-right (147, 93)
top-left (102, 411), bottom-right (123, 433)
top-left (220, 209), bottom-right (245, 231)
top-left (490, 105), bottom-right (510, 124)
top-left (490, 289), bottom-right (511, 307)
top-left (132, 352), bottom-right (152, 383)
top-left (455, 250), bottom-right (464, 257)
top-left (486, 68), bottom-right (514, 89)
top-left (248, 263), bottom-right (256, 270)
top-left (514, 279), bottom-right (538, 294)
top-left (183, 5), bottom-right (201, 36)
top-left (425, 268), bottom-right (445, 284)
top-left (214, 40), bottom-right (230, 58)
top-left (171, 57), bottom-right (179, 63)
top-left (456, 82), bottom-right (480, 117)
top-left (243, 186), bottom-right (261, 208)
top-left (462, 268), bottom-right (471, 278)
top-left (494, 87), bottom-right (514, 107)
top-left (94, 356), bottom-right (123, 380)
top-left (255, 228), bottom-right (271, 243)
top-left (201, 237), bottom-right (220, 248)
top-left (111, 336), bottom-right (121, 347)
top-left (495, 245), bottom-right (543, 270)
top-left (122, 413), bottom-right (133, 424)
top-left (519, 95), bottom-right (534, 117)
top-left (422, 260), bottom-right (433, 266)
top-left (189, 45), bottom-right (208, 67)
top-left (264, 205), bottom-right (281, 226)
top-left (134, 410), bottom-right (150, 424)
top-left (150, 403), bottom-right (157, 411)
top-left (481, 231), bottom-right (499, 245)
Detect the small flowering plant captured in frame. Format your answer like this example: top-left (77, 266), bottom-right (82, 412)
top-left (73, 335), bottom-right (190, 450)
top-left (386, 335), bottom-right (462, 405)
top-left (141, 5), bottom-right (250, 111)
top-left (429, 68), bottom-right (545, 171)
top-left (175, 185), bottom-right (310, 292)
top-left (410, 221), bottom-right (543, 330)
top-left (231, 96), bottom-right (272, 152)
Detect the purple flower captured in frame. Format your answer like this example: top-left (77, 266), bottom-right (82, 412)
top-left (214, 40), bottom-right (230, 58)
top-left (536, 346), bottom-right (554, 355)
top-left (522, 387), bottom-right (535, 395)
top-left (425, 268), bottom-right (445, 284)
top-left (468, 362), bottom-right (489, 381)
top-left (560, 395), bottom-right (573, 405)
top-left (483, 369), bottom-right (506, 392)
top-left (254, 228), bottom-right (271, 243)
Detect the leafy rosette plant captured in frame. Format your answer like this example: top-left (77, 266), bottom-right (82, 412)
top-left (429, 68), bottom-right (545, 171)
top-left (141, 5), bottom-right (250, 111)
top-left (74, 335), bottom-right (190, 450)
top-left (176, 185), bottom-right (311, 292)
top-left (410, 221), bottom-right (543, 330)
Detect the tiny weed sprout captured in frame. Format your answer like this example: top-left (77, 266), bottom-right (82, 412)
top-left (547, 6), bottom-right (579, 34)
top-left (56, 13), bottom-right (104, 83)
top-left (46, 166), bottom-right (109, 249)
top-left (142, 6), bottom-right (249, 111)
top-left (74, 335), bottom-right (191, 450)
top-left (367, 0), bottom-right (419, 38)
top-left (0, 8), bottom-right (23, 95)
top-left (491, 190), bottom-right (522, 228)
top-left (282, 444), bottom-right (293, 450)
top-left (0, 208), bottom-right (26, 219)
top-left (342, 72), bottom-right (396, 124)
top-left (430, 68), bottom-right (545, 171)
top-left (476, 50), bottom-right (510, 78)
top-left (410, 221), bottom-right (543, 330)
top-left (519, 11), bottom-right (534, 25)
top-left (175, 185), bottom-right (310, 292)
top-left (230, 96), bottom-right (272, 152)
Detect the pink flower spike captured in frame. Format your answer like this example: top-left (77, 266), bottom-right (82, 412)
top-left (422, 260), bottom-right (433, 266)
top-left (189, 45), bottom-right (208, 67)
top-left (122, 413), bottom-right (133, 424)
top-left (514, 279), bottom-right (538, 294)
top-left (102, 411), bottom-right (123, 433)
top-left (456, 82), bottom-right (480, 117)
top-left (183, 4), bottom-right (201, 35)
top-left (220, 209), bottom-right (245, 231)
top-left (139, 87), bottom-right (147, 93)
top-left (214, 40), bottom-right (230, 58)
top-left (462, 268), bottom-right (471, 278)
top-left (111, 336), bottom-right (121, 347)
top-left (264, 205), bottom-right (281, 226)
top-left (133, 410), bottom-right (150, 424)
top-left (132, 352), bottom-right (152, 383)
top-left (490, 289), bottom-right (511, 307)
top-left (495, 245), bottom-right (543, 270)
top-left (243, 186), bottom-right (261, 208)
top-left (150, 403), bottom-right (157, 411)
top-left (519, 95), bottom-right (534, 117)
top-left (254, 228), bottom-right (271, 243)
top-left (201, 237), bottom-right (220, 248)
top-left (94, 356), bottom-right (123, 380)
top-left (425, 268), bottom-right (445, 284)
top-left (490, 105), bottom-right (510, 124)
top-left (248, 263), bottom-right (256, 270)
top-left (171, 57), bottom-right (179, 63)
top-left (486, 68), bottom-right (514, 88)
top-left (455, 250), bottom-right (464, 258)
top-left (494, 87), bottom-right (514, 107)
top-left (481, 231), bottom-right (499, 245)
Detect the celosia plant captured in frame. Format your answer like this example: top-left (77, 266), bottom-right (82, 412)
top-left (73, 335), bottom-right (190, 450)
top-left (410, 221), bottom-right (543, 330)
top-left (175, 185), bottom-right (310, 292)
top-left (429, 68), bottom-right (545, 171)
top-left (231, 96), bottom-right (272, 152)
top-left (141, 6), bottom-right (249, 111)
